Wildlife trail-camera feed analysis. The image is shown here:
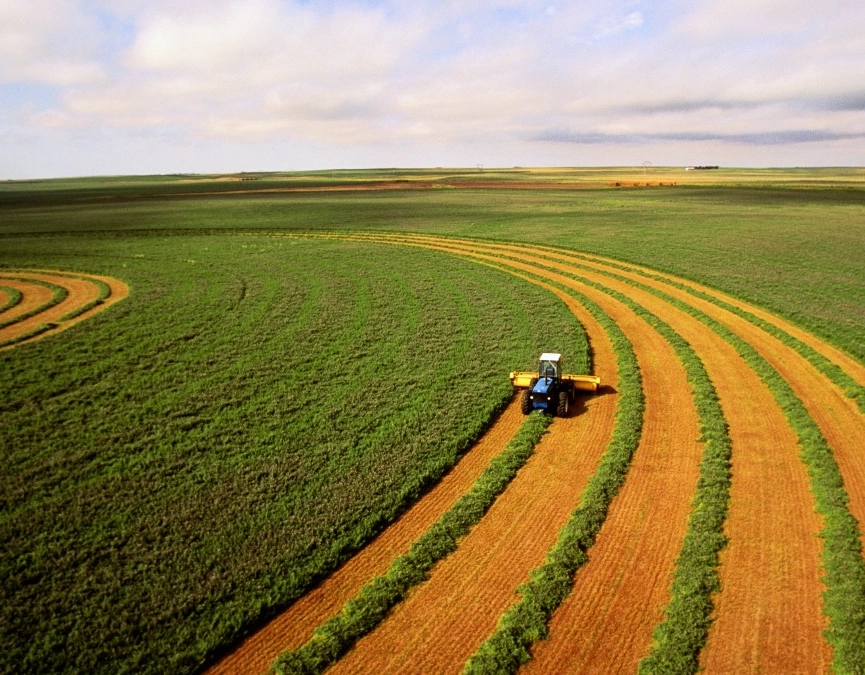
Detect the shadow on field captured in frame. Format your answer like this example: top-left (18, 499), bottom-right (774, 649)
top-left (561, 383), bottom-right (616, 419)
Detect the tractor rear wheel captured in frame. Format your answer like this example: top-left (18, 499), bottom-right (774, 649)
top-left (557, 390), bottom-right (569, 417)
top-left (520, 389), bottom-right (532, 415)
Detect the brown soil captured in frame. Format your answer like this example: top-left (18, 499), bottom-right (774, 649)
top-left (172, 180), bottom-right (616, 198)
top-left (548, 249), bottom-right (865, 548)
top-left (207, 402), bottom-right (527, 674)
top-left (0, 279), bottom-right (55, 327)
top-left (213, 233), bottom-right (861, 673)
top-left (350, 235), bottom-right (834, 672)
top-left (442, 239), bottom-right (832, 672)
top-left (0, 270), bottom-right (128, 349)
top-left (330, 284), bottom-right (619, 674)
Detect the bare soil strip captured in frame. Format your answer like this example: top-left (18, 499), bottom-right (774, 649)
top-left (576, 250), bottom-right (865, 388)
top-left (365, 237), bottom-right (706, 671)
top-left (329, 293), bottom-right (619, 674)
top-left (223, 233), bottom-right (859, 673)
top-left (0, 279), bottom-right (55, 327)
top-left (522, 247), bottom-right (865, 546)
top-left (522, 286), bottom-right (703, 672)
top-left (439, 239), bottom-right (831, 671)
top-left (0, 270), bottom-right (128, 349)
top-left (207, 403), bottom-right (527, 674)
top-left (353, 234), bottom-right (834, 672)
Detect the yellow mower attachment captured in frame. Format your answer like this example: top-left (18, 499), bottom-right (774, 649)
top-left (509, 371), bottom-right (601, 392)
top-left (510, 352), bottom-right (600, 416)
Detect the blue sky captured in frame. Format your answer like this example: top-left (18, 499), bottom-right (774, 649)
top-left (1, 0), bottom-right (863, 178)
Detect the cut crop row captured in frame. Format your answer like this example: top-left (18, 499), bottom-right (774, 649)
top-left (539, 247), bottom-right (865, 412)
top-left (463, 276), bottom-right (644, 672)
top-left (354, 233), bottom-right (863, 673)
top-left (0, 235), bottom-right (587, 674)
top-left (274, 412), bottom-right (553, 674)
top-left (0, 276), bottom-right (67, 331)
top-left (0, 285), bottom-right (23, 313)
top-left (497, 243), bottom-right (865, 673)
top-left (360, 234), bottom-right (729, 672)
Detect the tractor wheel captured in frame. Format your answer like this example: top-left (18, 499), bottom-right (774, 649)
top-left (520, 389), bottom-right (532, 415)
top-left (557, 390), bottom-right (569, 417)
top-left (529, 377), bottom-right (538, 389)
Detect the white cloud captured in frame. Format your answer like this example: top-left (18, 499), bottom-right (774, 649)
top-left (3, 0), bottom-right (865, 176)
top-left (0, 0), bottom-right (105, 85)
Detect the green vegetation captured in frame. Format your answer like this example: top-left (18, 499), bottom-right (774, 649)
top-left (0, 277), bottom-right (67, 332)
top-left (2, 168), bottom-right (862, 362)
top-left (275, 412), bottom-right (554, 675)
top-left (0, 235), bottom-right (585, 673)
top-left (532, 250), bottom-right (865, 673)
top-left (0, 285), bottom-right (23, 313)
top-left (465, 282), bottom-right (644, 673)
top-left (1, 168), bottom-right (863, 673)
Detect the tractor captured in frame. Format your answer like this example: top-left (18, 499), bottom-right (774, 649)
top-left (509, 353), bottom-right (600, 416)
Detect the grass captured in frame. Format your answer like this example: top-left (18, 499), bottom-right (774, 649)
top-left (465, 279), bottom-right (644, 673)
top-left (274, 412), bottom-right (554, 675)
top-left (0, 234), bottom-right (585, 674)
top-left (0, 168), bottom-right (862, 673)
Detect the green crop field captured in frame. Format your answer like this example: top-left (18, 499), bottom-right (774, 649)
top-left (1, 167), bottom-right (864, 674)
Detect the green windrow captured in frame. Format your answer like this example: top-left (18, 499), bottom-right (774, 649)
top-left (513, 248), bottom-right (865, 673)
top-left (0, 235), bottom-right (587, 674)
top-left (464, 275), bottom-right (644, 673)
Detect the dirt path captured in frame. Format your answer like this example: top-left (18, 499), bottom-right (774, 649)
top-left (330, 285), bottom-right (619, 674)
top-left (0, 270), bottom-right (128, 349)
top-left (208, 402), bottom-right (527, 674)
top-left (529, 247), bottom-right (865, 547)
top-left (220, 232), bottom-right (862, 673)
top-left (439, 239), bottom-right (833, 671)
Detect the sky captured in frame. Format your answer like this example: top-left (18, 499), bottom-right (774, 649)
top-left (1, 0), bottom-right (864, 178)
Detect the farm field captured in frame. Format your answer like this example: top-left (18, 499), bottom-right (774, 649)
top-left (1, 167), bottom-right (864, 674)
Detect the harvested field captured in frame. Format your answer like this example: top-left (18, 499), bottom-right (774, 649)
top-left (236, 233), bottom-right (865, 675)
top-left (207, 402), bottom-right (526, 674)
top-left (0, 270), bottom-right (128, 349)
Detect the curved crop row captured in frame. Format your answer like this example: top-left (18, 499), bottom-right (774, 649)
top-left (464, 281), bottom-right (645, 672)
top-left (0, 285), bottom-right (23, 313)
top-left (275, 412), bottom-right (553, 674)
top-left (0, 270), bottom-right (125, 349)
top-left (277, 232), bottom-right (864, 675)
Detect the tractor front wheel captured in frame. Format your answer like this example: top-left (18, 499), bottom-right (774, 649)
top-left (557, 390), bottom-right (569, 417)
top-left (520, 389), bottom-right (532, 415)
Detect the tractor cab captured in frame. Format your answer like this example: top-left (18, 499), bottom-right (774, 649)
top-left (538, 353), bottom-right (561, 382)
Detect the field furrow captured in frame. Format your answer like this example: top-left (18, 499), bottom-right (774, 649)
top-left (521, 292), bottom-right (702, 672)
top-left (328, 291), bottom-right (619, 673)
top-left (0, 270), bottom-right (127, 348)
top-left (319, 233), bottom-right (856, 672)
top-left (426, 238), bottom-right (835, 671)
top-left (208, 401), bottom-right (527, 674)
top-left (0, 279), bottom-right (55, 328)
top-left (544, 249), bottom-right (865, 538)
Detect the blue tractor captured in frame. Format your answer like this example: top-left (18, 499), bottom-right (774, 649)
top-left (509, 353), bottom-right (600, 416)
